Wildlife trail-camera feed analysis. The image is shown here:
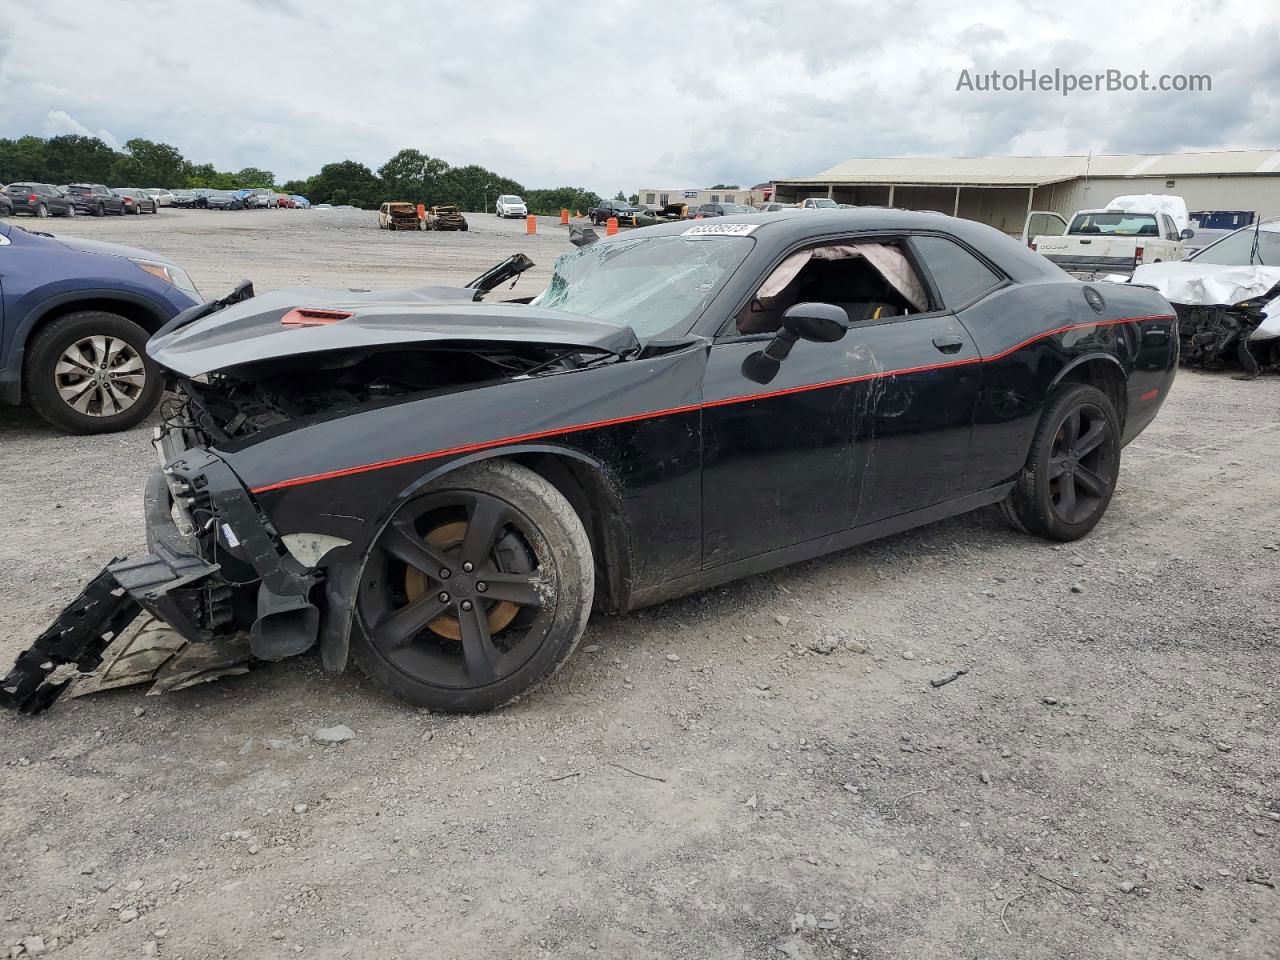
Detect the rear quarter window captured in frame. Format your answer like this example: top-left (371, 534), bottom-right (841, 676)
top-left (913, 236), bottom-right (1004, 308)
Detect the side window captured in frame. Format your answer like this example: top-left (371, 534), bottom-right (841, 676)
top-left (734, 239), bottom-right (931, 335)
top-left (913, 236), bottom-right (1003, 308)
top-left (1026, 212), bottom-right (1065, 238)
top-left (1164, 215), bottom-right (1179, 240)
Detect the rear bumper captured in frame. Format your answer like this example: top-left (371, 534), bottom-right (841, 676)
top-left (1044, 254), bottom-right (1137, 280)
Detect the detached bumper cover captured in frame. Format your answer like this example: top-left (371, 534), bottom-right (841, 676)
top-left (1, 453), bottom-right (321, 714)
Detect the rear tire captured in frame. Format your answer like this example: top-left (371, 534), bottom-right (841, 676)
top-left (352, 460), bottom-right (594, 712)
top-left (1001, 383), bottom-right (1120, 541)
top-left (24, 312), bottom-right (162, 434)
top-left (35, 203), bottom-right (49, 219)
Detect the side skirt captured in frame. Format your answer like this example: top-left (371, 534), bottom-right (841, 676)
top-left (628, 483), bottom-right (1014, 611)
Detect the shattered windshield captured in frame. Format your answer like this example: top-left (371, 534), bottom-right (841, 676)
top-left (536, 234), bottom-right (753, 338)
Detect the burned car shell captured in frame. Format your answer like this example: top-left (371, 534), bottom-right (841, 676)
top-left (4, 210), bottom-right (1177, 710)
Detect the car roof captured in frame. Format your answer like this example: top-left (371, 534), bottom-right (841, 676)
top-left (597, 208), bottom-right (1063, 280)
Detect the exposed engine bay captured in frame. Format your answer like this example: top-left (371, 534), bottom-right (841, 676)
top-left (173, 343), bottom-right (609, 444)
top-left (1174, 296), bottom-right (1280, 377)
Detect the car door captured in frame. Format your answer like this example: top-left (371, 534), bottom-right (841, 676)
top-left (698, 234), bottom-right (981, 566)
top-left (1023, 211), bottom-right (1067, 247)
top-left (840, 236), bottom-right (989, 523)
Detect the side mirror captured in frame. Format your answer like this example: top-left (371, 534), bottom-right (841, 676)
top-left (764, 303), bottom-right (850, 360)
top-left (743, 303), bottom-right (850, 385)
top-left (1180, 227), bottom-right (1195, 240)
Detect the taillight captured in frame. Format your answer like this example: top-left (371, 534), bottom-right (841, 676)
top-left (27, 194), bottom-right (37, 203)
top-left (1030, 242), bottom-right (1038, 251)
top-left (1134, 245), bottom-right (1144, 262)
top-left (280, 308), bottom-right (352, 327)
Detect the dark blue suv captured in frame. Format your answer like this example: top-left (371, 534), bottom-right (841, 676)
top-left (0, 221), bottom-right (200, 433)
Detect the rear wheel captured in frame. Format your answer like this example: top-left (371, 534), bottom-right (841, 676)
top-left (95, 203), bottom-right (105, 217)
top-left (35, 203), bottom-right (49, 218)
top-left (24, 312), bottom-right (161, 434)
top-left (352, 460), bottom-right (594, 712)
top-left (1002, 383), bottom-right (1120, 541)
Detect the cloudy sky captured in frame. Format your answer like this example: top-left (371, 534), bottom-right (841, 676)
top-left (2, 0), bottom-right (1276, 193)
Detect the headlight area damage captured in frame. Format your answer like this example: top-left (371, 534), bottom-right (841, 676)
top-left (1131, 261), bottom-right (1280, 377)
top-left (1, 253), bottom-right (642, 713)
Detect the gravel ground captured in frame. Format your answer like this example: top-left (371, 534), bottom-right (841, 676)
top-left (1, 209), bottom-right (1277, 960)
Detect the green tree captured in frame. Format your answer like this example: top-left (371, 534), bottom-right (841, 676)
top-left (378, 148), bottom-right (429, 201)
top-left (708, 183), bottom-right (739, 189)
top-left (524, 187), bottom-right (602, 217)
top-left (121, 139), bottom-right (187, 187)
top-left (233, 166), bottom-right (275, 188)
top-left (41, 135), bottom-right (117, 184)
top-left (0, 136), bottom-right (51, 183)
top-left (307, 160), bottom-right (382, 208)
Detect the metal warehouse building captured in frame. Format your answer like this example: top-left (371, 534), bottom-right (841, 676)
top-left (770, 150), bottom-right (1280, 236)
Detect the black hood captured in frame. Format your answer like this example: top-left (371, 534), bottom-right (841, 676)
top-left (148, 285), bottom-right (641, 377)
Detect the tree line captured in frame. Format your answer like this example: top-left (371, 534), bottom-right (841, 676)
top-left (0, 136), bottom-right (603, 215)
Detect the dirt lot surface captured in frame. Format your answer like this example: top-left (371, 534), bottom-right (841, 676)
top-left (1, 209), bottom-right (1277, 960)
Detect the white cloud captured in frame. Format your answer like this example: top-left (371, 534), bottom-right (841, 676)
top-left (41, 110), bottom-right (121, 150)
top-left (2, 0), bottom-right (1277, 193)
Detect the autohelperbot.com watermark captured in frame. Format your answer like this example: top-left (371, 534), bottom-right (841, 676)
top-left (955, 68), bottom-right (1211, 96)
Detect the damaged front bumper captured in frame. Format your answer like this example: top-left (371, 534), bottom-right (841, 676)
top-left (0, 443), bottom-right (322, 714)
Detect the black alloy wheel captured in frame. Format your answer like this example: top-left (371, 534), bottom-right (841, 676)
top-left (1047, 401), bottom-right (1114, 525)
top-left (1001, 383), bottom-right (1120, 541)
top-left (353, 461), bottom-right (594, 712)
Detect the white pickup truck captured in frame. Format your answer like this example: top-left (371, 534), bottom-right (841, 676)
top-left (1027, 195), bottom-right (1195, 280)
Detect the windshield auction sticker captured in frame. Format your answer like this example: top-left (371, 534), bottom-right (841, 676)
top-left (682, 222), bottom-right (760, 237)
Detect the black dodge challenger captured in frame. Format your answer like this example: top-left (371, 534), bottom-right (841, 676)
top-left (2, 210), bottom-right (1178, 713)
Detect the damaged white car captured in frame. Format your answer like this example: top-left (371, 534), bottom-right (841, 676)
top-left (1132, 218), bottom-right (1280, 375)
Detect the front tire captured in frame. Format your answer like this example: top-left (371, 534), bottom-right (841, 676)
top-left (1002, 383), bottom-right (1120, 541)
top-left (24, 312), bottom-right (162, 434)
top-left (353, 460), bottom-right (594, 712)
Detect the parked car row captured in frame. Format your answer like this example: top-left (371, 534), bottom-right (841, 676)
top-left (169, 188), bottom-right (311, 210)
top-left (0, 183), bottom-right (314, 219)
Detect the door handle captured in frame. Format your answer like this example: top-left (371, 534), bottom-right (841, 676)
top-left (932, 335), bottom-right (964, 354)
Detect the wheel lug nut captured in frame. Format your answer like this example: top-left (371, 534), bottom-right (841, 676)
top-left (476, 582), bottom-right (487, 593)
top-left (439, 568), bottom-right (451, 579)
top-left (460, 600), bottom-right (473, 611)
top-left (462, 562), bottom-right (474, 573)
top-left (438, 592), bottom-right (450, 603)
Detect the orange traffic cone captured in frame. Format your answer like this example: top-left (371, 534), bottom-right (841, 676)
top-left (606, 217), bottom-right (618, 236)
top-left (560, 209), bottom-right (569, 225)
top-left (526, 215), bottom-right (537, 235)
